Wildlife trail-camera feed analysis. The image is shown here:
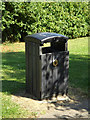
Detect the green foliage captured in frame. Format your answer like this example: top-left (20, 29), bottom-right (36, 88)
top-left (2, 2), bottom-right (89, 42)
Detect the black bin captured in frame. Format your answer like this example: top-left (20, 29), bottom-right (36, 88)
top-left (25, 32), bottom-right (69, 100)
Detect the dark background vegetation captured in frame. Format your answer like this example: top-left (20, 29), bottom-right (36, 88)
top-left (2, 2), bottom-right (89, 42)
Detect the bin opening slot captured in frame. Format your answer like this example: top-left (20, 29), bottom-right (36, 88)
top-left (51, 40), bottom-right (65, 51)
top-left (42, 42), bottom-right (52, 54)
top-left (42, 38), bottom-right (66, 54)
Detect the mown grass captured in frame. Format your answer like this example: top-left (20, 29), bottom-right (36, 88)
top-left (68, 37), bottom-right (88, 94)
top-left (1, 37), bottom-right (89, 118)
top-left (2, 43), bottom-right (25, 95)
top-left (2, 93), bottom-right (30, 118)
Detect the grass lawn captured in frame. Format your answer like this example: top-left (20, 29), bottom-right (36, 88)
top-left (1, 37), bottom-right (89, 118)
top-left (68, 37), bottom-right (88, 94)
top-left (2, 93), bottom-right (30, 118)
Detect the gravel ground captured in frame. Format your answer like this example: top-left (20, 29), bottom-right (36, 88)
top-left (12, 90), bottom-right (89, 119)
top-left (39, 98), bottom-right (89, 119)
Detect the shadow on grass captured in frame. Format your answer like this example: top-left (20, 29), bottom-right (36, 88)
top-left (2, 52), bottom-right (26, 95)
top-left (2, 80), bottom-right (25, 94)
top-left (69, 54), bottom-right (88, 94)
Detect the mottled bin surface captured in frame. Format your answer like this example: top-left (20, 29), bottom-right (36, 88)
top-left (25, 32), bottom-right (69, 100)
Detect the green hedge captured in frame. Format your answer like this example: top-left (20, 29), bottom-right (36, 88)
top-left (2, 2), bottom-right (89, 42)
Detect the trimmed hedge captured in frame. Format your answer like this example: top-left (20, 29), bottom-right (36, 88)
top-left (2, 2), bottom-right (89, 42)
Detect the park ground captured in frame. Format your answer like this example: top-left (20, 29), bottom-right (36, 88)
top-left (1, 37), bottom-right (89, 118)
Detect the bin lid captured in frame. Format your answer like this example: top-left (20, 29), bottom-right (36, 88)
top-left (25, 32), bottom-right (68, 44)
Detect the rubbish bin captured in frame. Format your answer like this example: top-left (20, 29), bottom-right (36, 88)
top-left (25, 32), bottom-right (69, 100)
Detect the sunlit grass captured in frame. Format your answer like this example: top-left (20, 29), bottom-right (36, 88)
top-left (1, 42), bottom-right (25, 53)
top-left (68, 37), bottom-right (88, 55)
top-left (2, 93), bottom-right (30, 118)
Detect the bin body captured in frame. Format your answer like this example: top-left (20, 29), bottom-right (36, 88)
top-left (25, 32), bottom-right (69, 100)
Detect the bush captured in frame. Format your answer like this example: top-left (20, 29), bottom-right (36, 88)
top-left (2, 2), bottom-right (89, 42)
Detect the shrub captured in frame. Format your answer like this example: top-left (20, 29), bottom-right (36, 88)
top-left (2, 2), bottom-right (89, 42)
